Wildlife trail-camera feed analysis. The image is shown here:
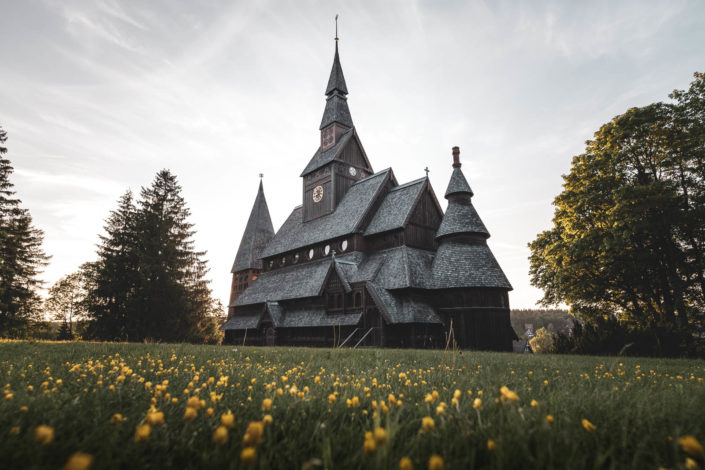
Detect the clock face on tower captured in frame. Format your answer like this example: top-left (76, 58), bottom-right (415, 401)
top-left (348, 166), bottom-right (357, 176)
top-left (312, 185), bottom-right (324, 203)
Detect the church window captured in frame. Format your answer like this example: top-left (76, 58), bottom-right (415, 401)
top-left (293, 253), bottom-right (300, 264)
top-left (308, 249), bottom-right (315, 260)
top-left (268, 261), bottom-right (274, 269)
top-left (354, 292), bottom-right (362, 307)
top-left (280, 257), bottom-right (286, 266)
top-left (335, 294), bottom-right (343, 309)
top-left (324, 245), bottom-right (330, 256)
top-left (340, 240), bottom-right (348, 252)
top-left (321, 126), bottom-right (334, 148)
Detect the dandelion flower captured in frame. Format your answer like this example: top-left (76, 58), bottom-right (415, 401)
top-left (9, 426), bottom-right (20, 435)
top-left (146, 411), bottom-right (164, 426)
top-left (399, 456), bottom-right (413, 470)
top-left (206, 407), bottom-right (214, 417)
top-left (328, 394), bottom-right (336, 404)
top-left (499, 386), bottom-right (519, 403)
top-left (34, 425), bottom-right (54, 445)
top-left (530, 400), bottom-right (539, 408)
top-left (221, 411), bottom-right (235, 428)
top-left (110, 414), bottom-right (124, 424)
top-left (240, 446), bottom-right (256, 464)
top-left (473, 398), bottom-right (482, 410)
top-left (679, 435), bottom-right (704, 457)
top-left (685, 458), bottom-right (698, 470)
top-left (363, 436), bottom-right (376, 455)
top-left (436, 405), bottom-right (445, 416)
top-left (62, 452), bottom-right (93, 470)
top-left (184, 407), bottom-right (197, 421)
top-left (487, 439), bottom-right (496, 451)
top-left (546, 414), bottom-right (554, 424)
top-left (422, 416), bottom-right (435, 432)
top-left (243, 421), bottom-right (264, 445)
top-left (262, 398), bottom-right (272, 411)
top-left (581, 419), bottom-right (596, 432)
top-left (428, 454), bottom-right (445, 470)
top-left (374, 427), bottom-right (387, 445)
top-left (134, 424), bottom-right (151, 442)
top-left (263, 414), bottom-right (273, 426)
top-left (212, 425), bottom-right (228, 444)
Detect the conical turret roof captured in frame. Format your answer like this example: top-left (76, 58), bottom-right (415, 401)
top-left (445, 167), bottom-right (474, 198)
top-left (319, 42), bottom-right (353, 130)
top-left (231, 180), bottom-right (275, 273)
top-left (325, 42), bottom-right (348, 95)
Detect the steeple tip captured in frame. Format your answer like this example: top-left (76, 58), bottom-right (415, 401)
top-left (452, 146), bottom-right (461, 168)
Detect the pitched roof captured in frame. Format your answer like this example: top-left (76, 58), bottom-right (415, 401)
top-left (320, 92), bottom-right (354, 130)
top-left (431, 240), bottom-right (512, 289)
top-left (436, 198), bottom-right (489, 239)
top-left (279, 307), bottom-right (362, 328)
top-left (366, 283), bottom-right (441, 324)
top-left (445, 167), bottom-right (474, 198)
top-left (232, 258), bottom-right (333, 307)
top-left (350, 246), bottom-right (435, 289)
top-left (231, 181), bottom-right (275, 273)
top-left (325, 42), bottom-right (348, 95)
top-left (364, 178), bottom-right (426, 236)
top-left (301, 127), bottom-right (355, 176)
top-left (222, 313), bottom-right (261, 330)
top-left (260, 169), bottom-right (392, 258)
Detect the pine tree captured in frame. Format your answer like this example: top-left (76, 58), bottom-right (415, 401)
top-left (0, 124), bottom-right (49, 336)
top-left (85, 170), bottom-right (221, 343)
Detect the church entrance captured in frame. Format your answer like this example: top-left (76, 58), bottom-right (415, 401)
top-left (262, 322), bottom-right (276, 346)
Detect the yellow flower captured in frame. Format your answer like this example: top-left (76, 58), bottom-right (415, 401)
top-left (263, 414), bottom-right (273, 426)
top-left (422, 416), bottom-right (435, 432)
top-left (134, 424), bottom-right (151, 442)
top-left (546, 414), bottom-right (555, 424)
top-left (499, 386), bottom-right (519, 403)
top-left (487, 439), bottom-right (496, 451)
top-left (530, 399), bottom-right (539, 408)
top-left (34, 425), bottom-right (54, 445)
top-left (4, 393), bottom-right (13, 401)
top-left (473, 398), bottom-right (482, 410)
top-left (110, 414), bottom-right (124, 424)
top-left (374, 427), bottom-right (387, 445)
top-left (453, 389), bottom-right (462, 400)
top-left (19, 406), bottom-right (28, 412)
top-left (186, 396), bottom-right (201, 409)
top-left (146, 411), bottom-right (164, 426)
top-left (399, 456), bottom-right (413, 470)
top-left (679, 435), bottom-right (704, 457)
top-left (436, 405), bottom-right (445, 416)
top-left (9, 426), bottom-right (20, 435)
top-left (428, 454), bottom-right (445, 470)
top-left (240, 446), bottom-right (256, 464)
top-left (262, 398), bottom-right (272, 411)
top-left (351, 396), bottom-right (360, 407)
top-left (206, 407), bottom-right (214, 417)
top-left (685, 457), bottom-right (698, 470)
top-left (221, 411), bottom-right (235, 428)
top-left (212, 425), bottom-right (228, 444)
top-left (363, 436), bottom-right (376, 455)
top-left (62, 452), bottom-right (93, 470)
top-left (184, 407), bottom-right (197, 421)
top-left (581, 419), bottom-right (596, 432)
top-left (243, 421), bottom-right (264, 445)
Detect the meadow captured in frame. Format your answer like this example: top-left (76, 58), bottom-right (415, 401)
top-left (1, 341), bottom-right (704, 470)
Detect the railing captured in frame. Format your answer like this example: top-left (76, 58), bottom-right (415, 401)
top-left (337, 328), bottom-right (359, 348)
top-left (353, 328), bottom-right (375, 349)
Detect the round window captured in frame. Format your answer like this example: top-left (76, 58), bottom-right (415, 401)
top-left (308, 249), bottom-right (315, 260)
top-left (324, 245), bottom-right (330, 255)
top-left (293, 253), bottom-right (300, 264)
top-left (281, 257), bottom-right (286, 266)
top-left (341, 240), bottom-right (348, 252)
top-left (268, 261), bottom-right (273, 269)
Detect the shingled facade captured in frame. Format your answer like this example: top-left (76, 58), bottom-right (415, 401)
top-left (223, 40), bottom-right (515, 350)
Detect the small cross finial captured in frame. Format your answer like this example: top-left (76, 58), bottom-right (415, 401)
top-left (259, 173), bottom-right (264, 179)
top-left (424, 167), bottom-right (430, 177)
top-left (335, 14), bottom-right (339, 41)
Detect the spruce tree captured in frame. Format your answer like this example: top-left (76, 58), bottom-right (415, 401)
top-left (0, 125), bottom-right (49, 336)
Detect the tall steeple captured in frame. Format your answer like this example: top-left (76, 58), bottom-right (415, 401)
top-left (319, 38), bottom-right (354, 133)
top-left (232, 179), bottom-right (275, 273)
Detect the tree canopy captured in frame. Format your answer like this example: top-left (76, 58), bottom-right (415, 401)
top-left (85, 170), bottom-right (222, 343)
top-left (0, 124), bottom-right (49, 336)
top-left (529, 72), bottom-right (705, 334)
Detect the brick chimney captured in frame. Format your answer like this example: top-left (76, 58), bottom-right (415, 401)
top-left (452, 146), bottom-right (461, 168)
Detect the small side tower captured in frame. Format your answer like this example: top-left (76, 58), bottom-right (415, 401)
top-left (432, 147), bottom-right (514, 350)
top-left (228, 179), bottom-right (275, 316)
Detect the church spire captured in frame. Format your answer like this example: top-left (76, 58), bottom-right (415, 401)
top-left (231, 179), bottom-right (275, 273)
top-left (320, 29), bottom-right (353, 130)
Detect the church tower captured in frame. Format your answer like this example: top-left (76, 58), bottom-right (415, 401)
top-left (228, 179), bottom-right (275, 315)
top-left (300, 37), bottom-right (373, 222)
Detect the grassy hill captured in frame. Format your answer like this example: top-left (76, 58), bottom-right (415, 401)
top-left (1, 341), bottom-right (704, 469)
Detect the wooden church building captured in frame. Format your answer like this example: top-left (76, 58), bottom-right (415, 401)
top-left (223, 37), bottom-right (515, 351)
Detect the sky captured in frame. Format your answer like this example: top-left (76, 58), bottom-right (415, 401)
top-left (1, 0), bottom-right (704, 312)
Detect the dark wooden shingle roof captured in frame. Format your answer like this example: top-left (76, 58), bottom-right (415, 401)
top-left (231, 181), bottom-right (275, 273)
top-left (364, 178), bottom-right (426, 236)
top-left (436, 198), bottom-right (489, 239)
top-left (431, 241), bottom-right (512, 289)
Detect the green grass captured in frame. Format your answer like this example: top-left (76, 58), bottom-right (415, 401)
top-left (1, 341), bottom-right (704, 469)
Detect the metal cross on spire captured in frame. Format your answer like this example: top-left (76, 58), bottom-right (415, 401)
top-left (424, 167), bottom-right (430, 177)
top-left (259, 173), bottom-right (264, 179)
top-left (335, 14), bottom-right (339, 41)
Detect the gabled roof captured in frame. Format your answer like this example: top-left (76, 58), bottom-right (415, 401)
top-left (325, 43), bottom-right (348, 95)
top-left (431, 240), bottom-right (512, 290)
top-left (232, 258), bottom-right (333, 307)
top-left (260, 169), bottom-right (393, 258)
top-left (436, 198), bottom-right (489, 239)
top-left (231, 181), bottom-right (275, 273)
top-left (366, 283), bottom-right (441, 324)
top-left (445, 167), bottom-right (474, 198)
top-left (364, 178), bottom-right (427, 236)
top-left (301, 127), bottom-right (355, 176)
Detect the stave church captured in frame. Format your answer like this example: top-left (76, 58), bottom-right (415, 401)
top-left (222, 35), bottom-right (515, 350)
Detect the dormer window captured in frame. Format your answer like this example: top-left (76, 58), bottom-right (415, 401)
top-left (321, 126), bottom-right (335, 149)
